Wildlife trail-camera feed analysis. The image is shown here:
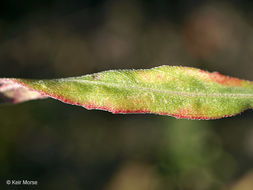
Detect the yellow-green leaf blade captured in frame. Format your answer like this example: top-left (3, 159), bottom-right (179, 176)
top-left (0, 66), bottom-right (252, 120)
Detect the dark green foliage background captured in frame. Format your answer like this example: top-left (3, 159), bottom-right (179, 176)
top-left (0, 0), bottom-right (253, 189)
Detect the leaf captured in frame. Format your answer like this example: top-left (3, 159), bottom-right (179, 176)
top-left (0, 66), bottom-right (252, 119)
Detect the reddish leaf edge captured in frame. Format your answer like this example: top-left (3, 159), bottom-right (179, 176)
top-left (3, 76), bottom-right (249, 120)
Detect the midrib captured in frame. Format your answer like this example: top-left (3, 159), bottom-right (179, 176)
top-left (67, 79), bottom-right (253, 99)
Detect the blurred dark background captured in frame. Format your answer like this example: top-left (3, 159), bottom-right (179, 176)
top-left (1, 0), bottom-right (253, 189)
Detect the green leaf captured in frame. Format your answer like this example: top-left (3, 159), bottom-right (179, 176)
top-left (0, 66), bottom-right (252, 119)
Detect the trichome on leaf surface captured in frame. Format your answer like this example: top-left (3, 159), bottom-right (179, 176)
top-left (0, 66), bottom-right (252, 120)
